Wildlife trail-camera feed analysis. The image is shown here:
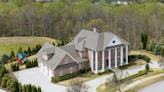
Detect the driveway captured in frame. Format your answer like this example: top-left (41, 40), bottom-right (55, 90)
top-left (138, 80), bottom-right (164, 92)
top-left (14, 67), bottom-right (65, 92)
top-left (14, 61), bottom-right (160, 92)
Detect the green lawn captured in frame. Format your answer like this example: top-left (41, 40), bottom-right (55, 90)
top-left (0, 37), bottom-right (57, 55)
top-left (96, 68), bottom-right (164, 92)
top-left (129, 51), bottom-right (160, 61)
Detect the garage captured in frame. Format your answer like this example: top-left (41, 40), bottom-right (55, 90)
top-left (49, 68), bottom-right (53, 77)
top-left (40, 62), bottom-right (43, 70)
top-left (45, 65), bottom-right (48, 75)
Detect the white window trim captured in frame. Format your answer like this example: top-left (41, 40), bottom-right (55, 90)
top-left (79, 64), bottom-right (81, 70)
top-left (70, 67), bottom-right (72, 73)
top-left (65, 58), bottom-right (68, 64)
top-left (59, 69), bottom-right (62, 76)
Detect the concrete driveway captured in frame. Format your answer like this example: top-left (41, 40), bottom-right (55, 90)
top-left (14, 67), bottom-right (65, 92)
top-left (14, 61), bottom-right (160, 92)
top-left (138, 80), bottom-right (164, 92)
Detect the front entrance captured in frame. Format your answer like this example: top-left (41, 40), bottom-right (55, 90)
top-left (107, 59), bottom-right (108, 66)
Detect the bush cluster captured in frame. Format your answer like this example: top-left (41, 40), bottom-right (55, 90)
top-left (11, 63), bottom-right (19, 71)
top-left (23, 84), bottom-right (41, 92)
top-left (52, 72), bottom-right (80, 83)
top-left (129, 54), bottom-right (150, 62)
top-left (79, 67), bottom-right (91, 73)
top-left (120, 70), bottom-right (147, 82)
top-left (26, 58), bottom-right (38, 69)
top-left (98, 69), bottom-right (111, 75)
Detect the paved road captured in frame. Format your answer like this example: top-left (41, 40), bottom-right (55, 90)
top-left (138, 80), bottom-right (164, 92)
top-left (14, 61), bottom-right (160, 92)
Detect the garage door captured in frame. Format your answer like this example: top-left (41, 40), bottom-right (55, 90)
top-left (40, 62), bottom-right (43, 70)
top-left (45, 66), bottom-right (48, 74)
top-left (49, 68), bottom-right (53, 77)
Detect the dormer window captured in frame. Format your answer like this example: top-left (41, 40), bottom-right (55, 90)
top-left (83, 52), bottom-right (86, 56)
top-left (43, 53), bottom-right (47, 60)
top-left (113, 40), bottom-right (115, 43)
top-left (65, 58), bottom-right (68, 64)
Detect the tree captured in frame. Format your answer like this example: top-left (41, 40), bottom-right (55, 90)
top-left (154, 44), bottom-right (162, 55)
top-left (18, 46), bottom-right (22, 53)
top-left (145, 63), bottom-right (149, 72)
top-left (160, 48), bottom-right (164, 56)
top-left (32, 85), bottom-right (37, 92)
top-left (0, 64), bottom-right (7, 77)
top-left (65, 78), bottom-right (89, 92)
top-left (1, 77), bottom-right (9, 87)
top-left (10, 80), bottom-right (19, 92)
top-left (105, 72), bottom-right (130, 92)
top-left (6, 79), bottom-right (13, 90)
top-left (27, 46), bottom-right (31, 55)
top-left (19, 83), bottom-right (22, 92)
top-left (1, 53), bottom-right (9, 64)
top-left (53, 42), bottom-right (55, 46)
top-left (37, 86), bottom-right (41, 92)
top-left (10, 50), bottom-right (15, 58)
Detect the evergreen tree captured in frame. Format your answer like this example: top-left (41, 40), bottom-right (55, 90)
top-left (145, 63), bottom-right (149, 72)
top-left (6, 79), bottom-right (13, 90)
top-left (161, 48), bottom-right (164, 56)
top-left (57, 43), bottom-right (60, 46)
top-left (32, 85), bottom-right (37, 92)
top-left (154, 44), bottom-right (162, 55)
top-left (53, 42), bottom-right (55, 46)
top-left (23, 85), bottom-right (26, 92)
top-left (19, 83), bottom-right (22, 92)
top-left (61, 41), bottom-right (64, 46)
top-left (0, 64), bottom-right (7, 76)
top-left (10, 80), bottom-right (19, 92)
top-left (146, 40), bottom-right (149, 51)
top-left (27, 46), bottom-right (31, 55)
top-left (37, 86), bottom-right (41, 92)
top-left (10, 50), bottom-right (15, 58)
top-left (18, 46), bottom-right (22, 53)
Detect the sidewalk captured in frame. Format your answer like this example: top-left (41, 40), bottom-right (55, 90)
top-left (122, 73), bottom-right (164, 92)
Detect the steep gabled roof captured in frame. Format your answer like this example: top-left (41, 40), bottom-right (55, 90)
top-left (43, 47), bottom-right (55, 54)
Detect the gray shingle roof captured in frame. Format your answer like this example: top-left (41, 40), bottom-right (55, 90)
top-left (43, 47), bottom-right (55, 54)
top-left (75, 40), bottom-right (87, 51)
top-left (36, 42), bottom-right (68, 70)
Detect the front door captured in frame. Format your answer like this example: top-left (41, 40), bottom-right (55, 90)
top-left (107, 59), bottom-right (108, 66)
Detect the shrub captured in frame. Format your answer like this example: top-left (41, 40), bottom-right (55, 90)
top-left (145, 63), bottom-right (150, 71)
top-left (37, 86), bottom-right (41, 92)
top-left (98, 72), bottom-right (101, 75)
top-left (19, 83), bottom-right (22, 92)
top-left (108, 69), bottom-right (111, 72)
top-left (51, 77), bottom-right (54, 82)
top-left (32, 85), bottom-right (37, 92)
top-left (6, 79), bottom-right (13, 90)
top-left (10, 80), bottom-right (19, 92)
top-left (154, 44), bottom-right (162, 55)
top-left (88, 71), bottom-right (93, 75)
top-left (1, 77), bottom-right (9, 88)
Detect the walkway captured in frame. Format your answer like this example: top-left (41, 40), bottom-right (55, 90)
top-left (122, 73), bottom-right (164, 92)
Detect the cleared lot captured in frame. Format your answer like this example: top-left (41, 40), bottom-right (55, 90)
top-left (14, 67), bottom-right (65, 92)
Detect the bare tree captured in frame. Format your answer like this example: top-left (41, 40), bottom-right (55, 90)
top-left (105, 71), bottom-right (130, 92)
top-left (65, 77), bottom-right (89, 92)
top-left (158, 57), bottom-right (164, 69)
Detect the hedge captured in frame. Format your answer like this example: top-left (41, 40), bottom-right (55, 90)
top-left (120, 70), bottom-right (147, 82)
top-left (129, 54), bottom-right (151, 62)
top-left (11, 63), bottom-right (19, 71)
top-left (98, 69), bottom-right (111, 75)
top-left (52, 72), bottom-right (80, 82)
top-left (26, 58), bottom-right (38, 69)
top-left (79, 67), bottom-right (91, 73)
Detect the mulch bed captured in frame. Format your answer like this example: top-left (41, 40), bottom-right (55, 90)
top-left (0, 86), bottom-right (10, 92)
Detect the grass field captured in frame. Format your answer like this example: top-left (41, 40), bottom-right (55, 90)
top-left (0, 37), bottom-right (57, 55)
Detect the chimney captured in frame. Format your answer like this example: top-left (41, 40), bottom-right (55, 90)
top-left (93, 26), bottom-right (98, 33)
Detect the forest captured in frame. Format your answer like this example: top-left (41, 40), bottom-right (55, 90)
top-left (0, 0), bottom-right (164, 49)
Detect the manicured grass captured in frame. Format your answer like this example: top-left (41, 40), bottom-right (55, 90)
top-left (128, 59), bottom-right (146, 69)
top-left (129, 51), bottom-right (159, 61)
top-left (125, 76), bottom-right (164, 92)
top-left (0, 37), bottom-right (57, 55)
top-left (96, 68), bottom-right (164, 92)
top-left (56, 72), bottom-right (112, 86)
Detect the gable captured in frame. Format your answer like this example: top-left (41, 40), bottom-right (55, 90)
top-left (106, 36), bottom-right (123, 47)
top-left (58, 54), bottom-right (77, 66)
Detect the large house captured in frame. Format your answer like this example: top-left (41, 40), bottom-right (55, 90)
top-left (35, 27), bottom-right (130, 78)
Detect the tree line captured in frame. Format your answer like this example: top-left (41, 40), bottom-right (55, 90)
top-left (1, 0), bottom-right (164, 50)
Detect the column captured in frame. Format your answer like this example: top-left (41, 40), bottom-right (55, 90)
top-left (120, 46), bottom-right (123, 66)
top-left (91, 50), bottom-right (94, 71)
top-left (126, 45), bottom-right (129, 64)
top-left (102, 51), bottom-right (104, 72)
top-left (108, 49), bottom-right (111, 69)
top-left (95, 51), bottom-right (98, 74)
top-left (115, 48), bottom-right (117, 68)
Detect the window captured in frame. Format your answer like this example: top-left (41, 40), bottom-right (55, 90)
top-left (65, 58), bottom-right (68, 64)
top-left (79, 64), bottom-right (81, 70)
top-left (118, 56), bottom-right (120, 61)
top-left (113, 57), bottom-right (115, 61)
top-left (70, 67), bottom-right (72, 73)
top-left (59, 69), bottom-right (62, 76)
top-left (43, 53), bottom-right (47, 60)
top-left (83, 52), bottom-right (86, 56)
top-left (112, 49), bottom-right (115, 53)
top-left (106, 50), bottom-right (108, 55)
top-left (113, 40), bottom-right (115, 43)
top-left (117, 48), bottom-right (120, 52)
